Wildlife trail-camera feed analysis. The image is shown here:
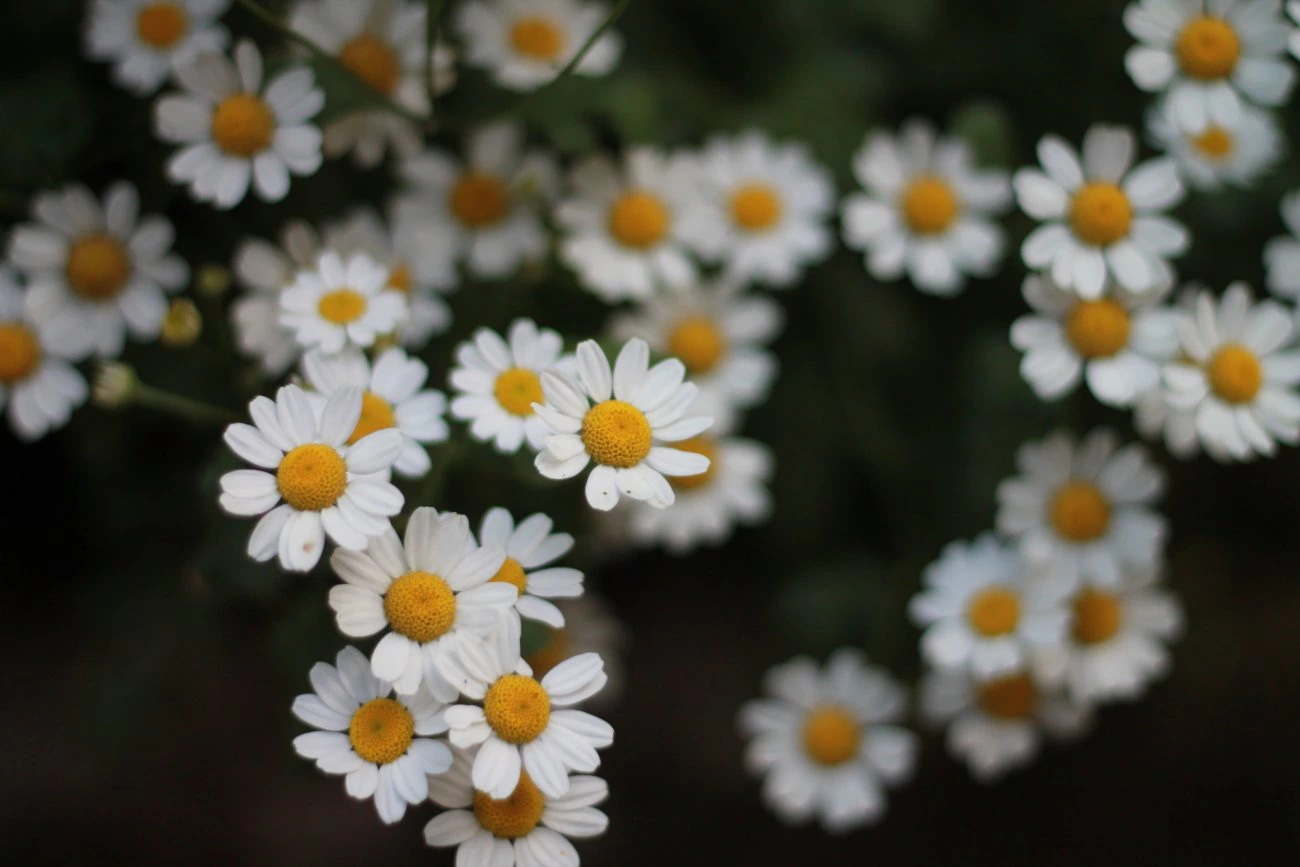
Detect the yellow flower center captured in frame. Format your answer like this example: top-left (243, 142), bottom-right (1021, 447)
top-left (1050, 481), bottom-right (1111, 543)
top-left (525, 628), bottom-right (571, 681)
top-left (1065, 299), bottom-right (1131, 359)
top-left (348, 697), bottom-right (415, 765)
top-left (802, 706), bottom-right (860, 766)
top-left (1069, 182), bottom-right (1132, 247)
top-left (346, 391), bottom-right (396, 445)
top-left (510, 16), bottom-right (565, 61)
top-left (667, 315), bottom-right (727, 374)
top-left (136, 2), bottom-right (187, 48)
top-left (490, 557), bottom-right (528, 593)
top-left (1072, 588), bottom-right (1123, 645)
top-left (450, 172), bottom-right (510, 229)
top-left (484, 674), bottom-right (551, 744)
top-left (976, 673), bottom-right (1037, 720)
top-left (1176, 16), bottom-right (1240, 81)
top-left (1191, 126), bottom-right (1234, 161)
top-left (1208, 343), bottom-right (1263, 404)
top-left (580, 399), bottom-right (653, 468)
top-left (729, 183), bottom-right (783, 232)
top-left (211, 94), bottom-right (275, 157)
top-left (387, 262), bottom-right (412, 294)
top-left (667, 436), bottom-right (717, 491)
top-left (66, 234), bottom-right (131, 300)
top-left (493, 367), bottom-right (544, 417)
top-left (317, 289), bottom-right (368, 325)
top-left (608, 191), bottom-right (670, 250)
top-left (338, 33), bottom-right (401, 95)
top-left (0, 323), bottom-right (42, 384)
top-left (473, 772), bottom-right (546, 839)
top-left (900, 175), bottom-right (960, 235)
top-left (966, 586), bottom-right (1021, 637)
top-left (276, 443), bottom-right (348, 512)
top-left (160, 298), bottom-right (202, 346)
top-left (383, 570), bottom-right (457, 643)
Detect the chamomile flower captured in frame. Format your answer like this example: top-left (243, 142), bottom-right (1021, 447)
top-left (155, 39), bottom-right (324, 208)
top-left (996, 429), bottom-right (1167, 588)
top-left (455, 0), bottom-right (623, 92)
top-left (1147, 99), bottom-right (1282, 190)
top-left (449, 320), bottom-right (566, 453)
top-left (1124, 0), bottom-right (1295, 134)
top-left (85, 0), bottom-right (230, 95)
top-left (291, 646), bottom-right (452, 824)
top-left (608, 279), bottom-right (783, 433)
top-left (446, 650), bottom-right (613, 799)
top-left (0, 268), bottom-right (89, 441)
top-left (1292, 1), bottom-right (1300, 57)
top-left (425, 747), bottom-right (609, 867)
top-left (533, 338), bottom-right (714, 512)
top-left (301, 346), bottom-right (448, 478)
top-left (525, 596), bottom-right (629, 708)
top-left (909, 534), bottom-right (1070, 679)
top-left (1263, 190), bottom-right (1300, 299)
top-left (477, 508), bottom-right (585, 629)
top-left (737, 649), bottom-right (917, 833)
top-left (279, 250), bottom-right (407, 353)
top-left (7, 181), bottom-right (189, 358)
top-left (219, 384), bottom-right (405, 572)
top-left (555, 148), bottom-right (711, 302)
top-left (1010, 274), bottom-right (1180, 407)
top-left (231, 220), bottom-right (320, 375)
top-left (841, 119), bottom-right (1012, 296)
top-left (1014, 124), bottom-right (1187, 298)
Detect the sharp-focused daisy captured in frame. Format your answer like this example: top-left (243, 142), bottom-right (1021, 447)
top-left (1161, 282), bottom-right (1300, 460)
top-left (449, 320), bottom-right (566, 453)
top-left (85, 0), bottom-right (230, 95)
top-left (909, 534), bottom-right (1070, 679)
top-left (1263, 190), bottom-right (1300, 299)
top-left (476, 507), bottom-right (585, 628)
top-left (425, 747), bottom-right (609, 867)
top-left (445, 651), bottom-right (613, 799)
top-left (1014, 124), bottom-right (1187, 298)
top-left (302, 346), bottom-right (448, 478)
top-left (608, 279), bottom-right (782, 434)
top-left (525, 595), bottom-right (629, 708)
top-left (155, 39), bottom-right (324, 208)
top-left (1011, 274), bottom-right (1181, 407)
top-left (555, 148), bottom-right (711, 301)
top-left (996, 428), bottom-right (1167, 588)
top-left (279, 250), bottom-right (407, 353)
top-left (231, 220), bottom-right (320, 375)
top-left (920, 667), bottom-right (1091, 782)
top-left (1147, 99), bottom-right (1282, 190)
top-left (291, 645), bottom-right (453, 824)
top-left (0, 267), bottom-right (89, 441)
top-left (1124, 0), bottom-right (1295, 134)
top-left (841, 119), bottom-right (1013, 296)
top-left (7, 181), bottom-right (189, 358)
top-left (533, 338), bottom-right (714, 511)
top-left (219, 384), bottom-right (405, 571)
top-left (737, 649), bottom-right (917, 832)
top-left (394, 121), bottom-right (560, 280)
top-left (455, 0), bottom-right (623, 92)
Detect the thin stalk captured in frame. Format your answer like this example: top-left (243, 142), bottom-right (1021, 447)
top-left (134, 384), bottom-right (237, 424)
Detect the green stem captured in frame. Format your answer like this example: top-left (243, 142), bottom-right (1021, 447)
top-left (425, 0), bottom-right (447, 128)
top-left (134, 384), bottom-right (237, 424)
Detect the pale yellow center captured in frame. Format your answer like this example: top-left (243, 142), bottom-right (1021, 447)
top-left (484, 674), bottom-right (551, 744)
top-left (1176, 16), bottom-right (1240, 80)
top-left (136, 3), bottom-right (187, 48)
top-left (474, 772), bottom-right (546, 839)
top-left (1050, 481), bottom-right (1111, 543)
top-left (0, 323), bottom-right (41, 384)
top-left (1065, 299), bottom-right (1131, 359)
top-left (388, 262), bottom-right (413, 294)
top-left (1192, 126), bottom-right (1234, 160)
top-left (668, 436), bottom-right (717, 491)
top-left (211, 94), bottom-right (275, 157)
top-left (900, 176), bottom-right (960, 234)
top-left (493, 368), bottom-right (543, 417)
top-left (510, 16), bottom-right (565, 61)
top-left (1069, 183), bottom-right (1132, 247)
top-left (450, 173), bottom-right (510, 228)
top-left (1208, 343), bottom-right (1262, 404)
top-left (802, 706), bottom-right (860, 766)
top-left (348, 697), bottom-right (414, 765)
top-left (1072, 588), bottom-right (1123, 645)
top-left (338, 33), bottom-right (401, 95)
top-left (967, 586), bottom-right (1021, 637)
top-left (276, 443), bottom-right (348, 511)
top-left (317, 289), bottom-right (368, 325)
top-left (608, 191), bottom-right (670, 249)
top-left (976, 673), bottom-right (1037, 720)
top-left (730, 183), bottom-right (783, 232)
top-left (490, 557), bottom-right (528, 594)
top-left (66, 234), bottom-right (130, 300)
top-left (580, 399), bottom-right (652, 468)
top-left (667, 315), bottom-right (727, 374)
top-left (384, 570), bottom-right (457, 643)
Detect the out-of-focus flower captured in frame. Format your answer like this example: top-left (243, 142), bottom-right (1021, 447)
top-left (230, 221), bottom-right (319, 375)
top-left (0, 267), bottom-right (89, 439)
top-left (85, 0), bottom-right (231, 95)
top-left (91, 360), bottom-right (138, 410)
top-left (159, 298), bottom-right (201, 346)
top-left (279, 251), bottom-right (407, 353)
top-left (525, 595), bottom-right (629, 707)
top-left (1263, 191), bottom-right (1300, 300)
top-left (476, 507), bottom-right (585, 628)
top-left (1147, 99), bottom-right (1282, 190)
top-left (455, 0), bottom-right (623, 92)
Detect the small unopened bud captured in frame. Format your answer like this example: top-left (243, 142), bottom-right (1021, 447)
top-left (195, 264), bottom-right (231, 298)
top-left (92, 361), bottom-right (138, 408)
top-left (160, 299), bottom-right (202, 347)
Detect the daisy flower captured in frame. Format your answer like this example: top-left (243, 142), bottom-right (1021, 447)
top-left (155, 39), bottom-right (324, 208)
top-left (1161, 282), bottom-right (1300, 460)
top-left (909, 534), bottom-right (1070, 680)
top-left (1014, 124), bottom-right (1188, 298)
top-left (328, 507), bottom-right (520, 700)
top-left (231, 220), bottom-right (320, 375)
top-left (291, 645), bottom-right (452, 824)
top-left (1010, 274), bottom-right (1181, 407)
top-left (524, 595), bottom-right (629, 708)
top-left (1263, 190), bottom-right (1300, 299)
top-left (737, 649), bottom-right (917, 833)
top-left (532, 338), bottom-right (714, 512)
top-left (445, 650), bottom-right (613, 799)
top-left (920, 666), bottom-right (1091, 782)
top-left (554, 148), bottom-right (711, 302)
top-left (425, 747), bottom-right (609, 867)
top-left (302, 346), bottom-right (448, 478)
top-left (996, 428), bottom-right (1167, 588)
top-left (608, 279), bottom-right (782, 434)
top-left (394, 121), bottom-right (560, 280)
top-left (0, 267), bottom-right (89, 441)
top-left (7, 181), bottom-right (189, 358)
top-left (279, 250), bottom-right (407, 353)
top-left (477, 507), bottom-right (585, 629)
top-left (219, 384), bottom-right (405, 572)
top-left (449, 320), bottom-right (566, 453)
top-left (841, 119), bottom-right (1013, 296)
top-left (1124, 0), bottom-right (1295, 134)
top-left (1147, 99), bottom-right (1282, 190)
top-left (85, 0), bottom-right (230, 95)
top-left (455, 0), bottom-right (623, 92)
top-left (1293, 1), bottom-right (1300, 57)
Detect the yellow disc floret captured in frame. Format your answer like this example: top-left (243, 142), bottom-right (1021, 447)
top-left (1208, 343), bottom-right (1263, 404)
top-left (276, 443), bottom-right (348, 512)
top-left (338, 33), bottom-right (401, 95)
top-left (1072, 588), bottom-right (1123, 645)
top-left (317, 289), bottom-right (368, 325)
top-left (581, 400), bottom-right (653, 468)
top-left (510, 16), bottom-right (565, 61)
top-left (211, 94), bottom-right (275, 157)
top-left (802, 706), bottom-right (860, 766)
top-left (450, 173), bottom-right (510, 228)
top-left (347, 391), bottom-right (396, 445)
top-left (900, 176), bottom-right (960, 235)
top-left (1050, 480), bottom-right (1111, 543)
top-left (730, 183), bottom-right (783, 232)
top-left (474, 772), bottom-right (546, 839)
top-left (388, 262), bottom-right (413, 294)
top-left (384, 570), bottom-right (457, 643)
top-left (967, 586), bottom-right (1021, 637)
top-left (667, 315), bottom-right (727, 374)
top-left (66, 234), bottom-right (131, 300)
top-left (667, 436), bottom-right (717, 491)
top-left (0, 323), bottom-right (42, 384)
top-left (494, 367), bottom-right (544, 416)
top-left (1069, 183), bottom-right (1132, 247)
top-left (136, 3), bottom-right (187, 48)
top-left (1176, 17), bottom-right (1240, 81)
top-left (1191, 127), bottom-right (1234, 161)
top-left (348, 697), bottom-right (415, 765)
top-left (608, 191), bottom-right (670, 250)
top-left (484, 674), bottom-right (551, 744)
top-left (490, 557), bottom-right (528, 593)
top-left (976, 672), bottom-right (1037, 720)
top-left (1065, 299), bottom-right (1131, 359)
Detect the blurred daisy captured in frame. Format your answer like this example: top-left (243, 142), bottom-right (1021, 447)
top-left (842, 119), bottom-right (1012, 296)
top-left (1147, 99), bottom-right (1282, 190)
top-left (7, 181), bottom-right (189, 358)
top-left (0, 268), bottom-right (89, 441)
top-left (291, 645), bottom-right (452, 824)
top-left (449, 320), bottom-right (566, 453)
top-left (1014, 124), bottom-right (1187, 298)
top-left (155, 40), bottom-right (324, 208)
top-left (302, 346), bottom-right (448, 478)
top-left (737, 649), bottom-right (917, 833)
top-left (231, 220), bottom-right (320, 375)
top-left (455, 0), bottom-right (623, 92)
top-left (525, 595), bottom-right (629, 708)
top-left (608, 279), bottom-right (782, 433)
top-left (909, 534), bottom-right (1070, 680)
top-left (533, 338), bottom-right (714, 511)
top-left (219, 384), bottom-right (404, 571)
top-left (996, 428), bottom-right (1167, 588)
top-left (85, 0), bottom-right (230, 95)
top-left (1010, 274), bottom-right (1180, 407)
top-left (1292, 1), bottom-right (1300, 57)
top-left (477, 507), bottom-right (585, 628)
top-left (1263, 190), bottom-right (1300, 299)
top-left (1124, 0), bottom-right (1294, 134)
top-left (279, 250), bottom-right (407, 353)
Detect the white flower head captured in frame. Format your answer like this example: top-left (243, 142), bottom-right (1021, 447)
top-left (1147, 99), bottom-right (1282, 190)
top-left (0, 267), bottom-right (89, 441)
top-left (1263, 190), bottom-right (1300, 300)
top-left (476, 507), bottom-right (585, 629)
top-left (279, 250), bottom-right (407, 353)
top-left (455, 0), bottom-right (623, 92)
top-left (85, 0), bottom-right (231, 95)
top-left (231, 220), bottom-right (321, 375)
